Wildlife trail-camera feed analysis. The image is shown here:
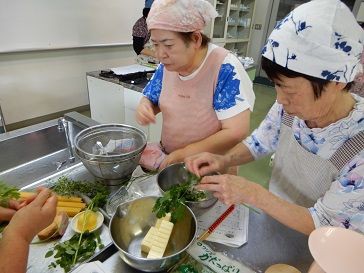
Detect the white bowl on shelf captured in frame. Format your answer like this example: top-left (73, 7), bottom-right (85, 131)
top-left (71, 210), bottom-right (104, 234)
top-left (308, 227), bottom-right (364, 273)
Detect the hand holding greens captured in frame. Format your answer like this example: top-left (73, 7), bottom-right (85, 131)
top-left (153, 171), bottom-right (206, 223)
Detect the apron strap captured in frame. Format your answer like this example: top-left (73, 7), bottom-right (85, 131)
top-left (283, 110), bottom-right (364, 171)
top-left (329, 131), bottom-right (364, 170)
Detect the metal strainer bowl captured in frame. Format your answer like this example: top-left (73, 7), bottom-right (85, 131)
top-left (74, 124), bottom-right (147, 181)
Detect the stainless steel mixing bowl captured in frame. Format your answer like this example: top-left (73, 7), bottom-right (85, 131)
top-left (109, 196), bottom-right (197, 272)
top-left (157, 162), bottom-right (218, 211)
top-left (74, 124), bottom-right (147, 181)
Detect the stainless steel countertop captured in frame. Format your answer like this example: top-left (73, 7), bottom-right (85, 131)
top-left (99, 170), bottom-right (313, 273)
top-left (2, 111), bottom-right (312, 273)
top-left (23, 162), bottom-right (312, 273)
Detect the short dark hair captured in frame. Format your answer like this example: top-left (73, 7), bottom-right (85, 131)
top-left (143, 8), bottom-right (150, 18)
top-left (176, 32), bottom-right (210, 48)
top-left (261, 56), bottom-right (353, 99)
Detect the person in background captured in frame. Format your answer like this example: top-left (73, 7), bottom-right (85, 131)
top-left (185, 0), bottom-right (364, 270)
top-left (0, 188), bottom-right (57, 273)
top-left (132, 8), bottom-right (155, 58)
top-left (136, 0), bottom-right (255, 171)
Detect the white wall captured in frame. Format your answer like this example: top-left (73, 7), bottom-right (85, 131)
top-left (0, 0), bottom-right (143, 52)
top-left (0, 46), bottom-right (136, 124)
top-left (0, 0), bottom-right (145, 125)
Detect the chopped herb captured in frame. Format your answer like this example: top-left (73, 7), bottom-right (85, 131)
top-left (52, 177), bottom-right (109, 207)
top-left (0, 181), bottom-right (20, 207)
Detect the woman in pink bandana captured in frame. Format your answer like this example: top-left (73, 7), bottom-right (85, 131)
top-left (137, 0), bottom-right (255, 171)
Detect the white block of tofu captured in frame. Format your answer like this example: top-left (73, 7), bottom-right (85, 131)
top-left (146, 220), bottom-right (174, 259)
top-left (141, 226), bottom-right (157, 253)
top-left (147, 245), bottom-right (165, 258)
top-left (158, 219), bottom-right (173, 234)
top-left (155, 213), bottom-right (172, 229)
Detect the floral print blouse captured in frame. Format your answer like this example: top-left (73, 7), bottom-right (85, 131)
top-left (243, 94), bottom-right (364, 232)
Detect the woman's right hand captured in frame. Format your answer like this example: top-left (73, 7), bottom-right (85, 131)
top-left (136, 97), bottom-right (156, 125)
top-left (5, 188), bottom-right (57, 243)
top-left (184, 152), bottom-right (229, 177)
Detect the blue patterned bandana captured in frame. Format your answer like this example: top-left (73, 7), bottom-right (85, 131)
top-left (262, 0), bottom-right (364, 83)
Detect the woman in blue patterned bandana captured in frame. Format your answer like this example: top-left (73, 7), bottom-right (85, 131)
top-left (185, 0), bottom-right (364, 271)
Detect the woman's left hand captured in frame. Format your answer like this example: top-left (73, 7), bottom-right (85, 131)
top-left (0, 200), bottom-right (26, 222)
top-left (195, 174), bottom-right (264, 206)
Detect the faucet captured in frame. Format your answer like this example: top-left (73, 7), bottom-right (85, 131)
top-left (58, 117), bottom-right (75, 163)
top-left (0, 104), bottom-right (6, 134)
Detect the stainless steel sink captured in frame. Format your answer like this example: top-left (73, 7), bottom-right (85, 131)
top-left (0, 112), bottom-right (99, 188)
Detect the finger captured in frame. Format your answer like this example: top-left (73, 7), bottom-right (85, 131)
top-left (138, 110), bottom-right (155, 125)
top-left (188, 157), bottom-right (208, 176)
top-left (184, 158), bottom-right (198, 175)
top-left (30, 188), bottom-right (52, 207)
top-left (0, 207), bottom-right (17, 222)
top-left (196, 181), bottom-right (221, 192)
top-left (198, 164), bottom-right (216, 176)
top-left (18, 201), bottom-right (27, 209)
top-left (7, 199), bottom-right (22, 210)
top-left (140, 103), bottom-right (155, 119)
top-left (159, 160), bottom-right (166, 170)
top-left (41, 194), bottom-right (58, 216)
top-left (142, 108), bottom-right (156, 124)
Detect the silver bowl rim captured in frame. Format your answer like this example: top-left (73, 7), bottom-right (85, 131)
top-left (157, 162), bottom-right (218, 205)
top-left (74, 147), bottom-right (143, 163)
top-left (108, 195), bottom-right (198, 261)
top-left (74, 123), bottom-right (147, 160)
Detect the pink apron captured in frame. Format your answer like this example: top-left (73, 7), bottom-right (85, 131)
top-left (139, 47), bottom-right (229, 170)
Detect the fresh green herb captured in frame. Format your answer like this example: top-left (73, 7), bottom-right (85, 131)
top-left (52, 177), bottom-right (109, 207)
top-left (153, 172), bottom-right (206, 223)
top-left (45, 232), bottom-right (104, 273)
top-left (45, 195), bottom-right (104, 273)
top-left (0, 181), bottom-right (20, 207)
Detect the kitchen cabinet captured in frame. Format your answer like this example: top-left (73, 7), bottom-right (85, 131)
top-left (87, 76), bottom-right (125, 124)
top-left (87, 74), bottom-right (163, 142)
top-left (206, 0), bottom-right (257, 57)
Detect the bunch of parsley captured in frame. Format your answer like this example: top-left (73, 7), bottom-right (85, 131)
top-left (0, 181), bottom-right (20, 207)
top-left (46, 231), bottom-right (104, 272)
top-left (153, 172), bottom-right (205, 223)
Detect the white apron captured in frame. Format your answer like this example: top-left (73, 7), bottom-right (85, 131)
top-left (230, 112), bottom-right (364, 272)
top-left (270, 112), bottom-right (364, 207)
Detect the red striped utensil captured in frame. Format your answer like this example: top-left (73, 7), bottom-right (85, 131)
top-left (167, 204), bottom-right (236, 272)
top-left (198, 204), bottom-right (235, 241)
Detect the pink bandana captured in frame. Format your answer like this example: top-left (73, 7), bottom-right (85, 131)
top-left (147, 0), bottom-right (217, 32)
